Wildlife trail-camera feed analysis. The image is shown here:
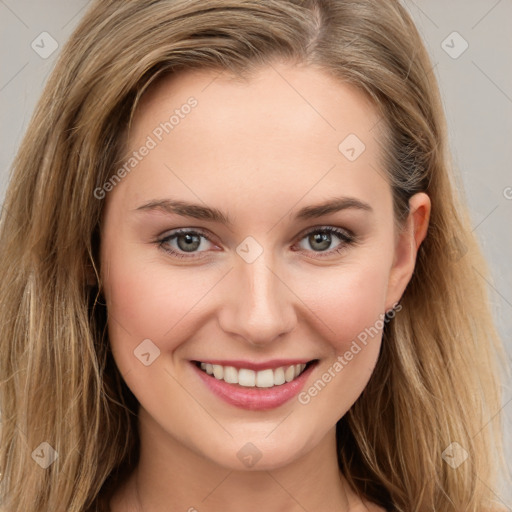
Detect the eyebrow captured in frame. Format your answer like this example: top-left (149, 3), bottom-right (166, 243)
top-left (133, 196), bottom-right (373, 225)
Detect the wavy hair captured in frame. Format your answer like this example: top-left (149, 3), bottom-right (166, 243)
top-left (0, 0), bottom-right (509, 510)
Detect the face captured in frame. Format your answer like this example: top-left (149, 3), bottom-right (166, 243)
top-left (99, 61), bottom-right (427, 471)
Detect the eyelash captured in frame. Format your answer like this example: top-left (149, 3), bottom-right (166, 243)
top-left (156, 226), bottom-right (357, 260)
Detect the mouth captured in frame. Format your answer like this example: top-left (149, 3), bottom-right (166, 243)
top-left (191, 359), bottom-right (319, 410)
top-left (193, 360), bottom-right (316, 388)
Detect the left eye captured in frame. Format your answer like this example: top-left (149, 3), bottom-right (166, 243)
top-left (158, 229), bottom-right (214, 258)
top-left (157, 226), bottom-right (355, 259)
top-left (295, 226), bottom-right (355, 255)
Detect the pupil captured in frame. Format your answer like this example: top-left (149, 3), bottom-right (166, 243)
top-left (310, 233), bottom-right (331, 251)
top-left (178, 234), bottom-right (200, 252)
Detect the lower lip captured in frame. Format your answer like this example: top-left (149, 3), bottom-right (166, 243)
top-left (192, 362), bottom-right (316, 411)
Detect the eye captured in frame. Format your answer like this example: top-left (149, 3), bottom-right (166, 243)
top-left (157, 229), bottom-right (216, 259)
top-left (294, 226), bottom-right (356, 258)
top-left (156, 226), bottom-right (357, 260)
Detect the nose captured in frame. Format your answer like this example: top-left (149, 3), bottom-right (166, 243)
top-left (217, 250), bottom-right (297, 347)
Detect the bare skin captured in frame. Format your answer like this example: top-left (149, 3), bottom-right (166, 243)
top-left (101, 61), bottom-right (430, 512)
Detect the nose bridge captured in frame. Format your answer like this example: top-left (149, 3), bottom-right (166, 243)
top-left (219, 244), bottom-right (296, 345)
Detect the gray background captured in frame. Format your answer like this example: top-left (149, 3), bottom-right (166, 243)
top-left (1, 0), bottom-right (511, 507)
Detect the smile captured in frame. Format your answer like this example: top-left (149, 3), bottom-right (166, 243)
top-left (191, 359), bottom-right (318, 410)
top-left (196, 362), bottom-right (309, 388)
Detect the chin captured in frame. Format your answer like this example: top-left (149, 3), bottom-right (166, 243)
top-left (198, 429), bottom-right (313, 472)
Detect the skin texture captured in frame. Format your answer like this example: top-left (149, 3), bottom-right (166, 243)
top-left (100, 61), bottom-right (430, 512)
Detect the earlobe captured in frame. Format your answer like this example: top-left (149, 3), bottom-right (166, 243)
top-left (385, 192), bottom-right (431, 309)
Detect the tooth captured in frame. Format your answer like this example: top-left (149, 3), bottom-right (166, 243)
top-left (223, 366), bottom-right (238, 384)
top-left (273, 367), bottom-right (285, 385)
top-left (256, 369), bottom-right (274, 388)
top-left (238, 369), bottom-right (256, 387)
top-left (284, 365), bottom-right (295, 382)
top-left (201, 362), bottom-right (307, 386)
top-left (212, 364), bottom-right (224, 379)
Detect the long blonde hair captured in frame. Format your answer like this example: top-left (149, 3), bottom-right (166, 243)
top-left (0, 1), bottom-right (509, 510)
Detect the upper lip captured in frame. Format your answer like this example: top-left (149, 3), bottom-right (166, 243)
top-left (192, 359), bottom-right (317, 371)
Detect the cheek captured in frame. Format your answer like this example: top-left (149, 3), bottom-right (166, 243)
top-left (288, 258), bottom-right (392, 431)
top-left (295, 257), bottom-right (392, 354)
top-left (102, 242), bottom-right (226, 363)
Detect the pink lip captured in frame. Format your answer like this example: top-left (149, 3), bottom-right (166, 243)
top-left (191, 360), bottom-right (317, 411)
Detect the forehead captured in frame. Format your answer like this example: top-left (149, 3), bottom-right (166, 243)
top-left (131, 62), bottom-right (383, 150)
top-left (111, 62), bottom-right (390, 218)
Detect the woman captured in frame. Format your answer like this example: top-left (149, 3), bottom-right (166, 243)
top-left (0, 0), bottom-right (509, 510)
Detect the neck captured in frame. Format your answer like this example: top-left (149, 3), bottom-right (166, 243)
top-left (111, 407), bottom-right (364, 512)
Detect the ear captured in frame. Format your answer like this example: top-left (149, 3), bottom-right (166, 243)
top-left (385, 192), bottom-right (431, 309)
